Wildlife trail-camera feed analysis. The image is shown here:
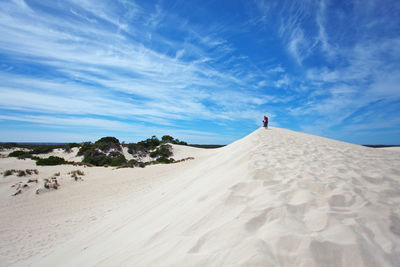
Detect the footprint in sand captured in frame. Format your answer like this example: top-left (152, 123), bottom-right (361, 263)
top-left (253, 169), bottom-right (275, 180)
top-left (304, 209), bottom-right (328, 232)
top-left (328, 193), bottom-right (355, 208)
top-left (245, 210), bottom-right (269, 232)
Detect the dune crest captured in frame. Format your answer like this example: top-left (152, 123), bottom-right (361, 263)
top-left (3, 127), bottom-right (400, 266)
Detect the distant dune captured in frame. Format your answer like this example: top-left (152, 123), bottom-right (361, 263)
top-left (379, 146), bottom-right (400, 152)
top-left (1, 127), bottom-right (400, 266)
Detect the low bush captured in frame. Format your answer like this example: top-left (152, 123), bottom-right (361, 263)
top-left (36, 156), bottom-right (67, 166)
top-left (95, 137), bottom-right (120, 144)
top-left (69, 170), bottom-right (85, 180)
top-left (110, 155), bottom-right (127, 166)
top-left (137, 136), bottom-right (160, 151)
top-left (156, 157), bottom-right (174, 164)
top-left (64, 143), bottom-right (81, 152)
top-left (3, 170), bottom-right (14, 176)
top-left (97, 142), bottom-right (121, 153)
top-left (127, 143), bottom-right (147, 157)
top-left (73, 162), bottom-right (93, 167)
top-left (82, 145), bottom-right (126, 166)
top-left (1, 143), bottom-right (18, 149)
top-left (95, 137), bottom-right (121, 152)
top-left (77, 142), bottom-right (94, 156)
top-left (138, 162), bottom-right (146, 168)
top-left (83, 153), bottom-right (111, 166)
top-left (161, 135), bottom-right (187, 145)
top-left (3, 169), bottom-right (39, 176)
top-left (8, 150), bottom-right (28, 158)
top-left (150, 144), bottom-right (172, 158)
top-left (44, 177), bottom-right (60, 189)
top-left (82, 148), bottom-right (106, 166)
top-left (120, 160), bottom-right (146, 168)
top-left (30, 146), bottom-right (55, 154)
top-left (17, 170), bottom-right (26, 177)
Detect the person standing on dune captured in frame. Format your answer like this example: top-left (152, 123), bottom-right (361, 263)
top-left (263, 116), bottom-right (268, 128)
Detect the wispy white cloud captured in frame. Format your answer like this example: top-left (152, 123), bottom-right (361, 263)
top-left (0, 0), bottom-right (275, 133)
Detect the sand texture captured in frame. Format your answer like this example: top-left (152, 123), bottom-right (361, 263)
top-left (1, 127), bottom-right (400, 266)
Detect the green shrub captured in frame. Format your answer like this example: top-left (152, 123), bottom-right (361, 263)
top-left (161, 135), bottom-right (174, 143)
top-left (177, 140), bottom-right (188, 145)
top-left (97, 142), bottom-right (121, 152)
top-left (36, 156), bottom-right (67, 166)
top-left (137, 136), bottom-right (160, 150)
top-left (95, 137), bottom-right (120, 144)
top-left (17, 170), bottom-right (26, 177)
top-left (80, 137), bottom-right (122, 153)
top-left (30, 146), bottom-right (54, 154)
top-left (1, 143), bottom-right (18, 149)
top-left (3, 170), bottom-right (14, 176)
top-left (81, 145), bottom-right (126, 166)
top-left (77, 142), bottom-right (94, 156)
top-left (150, 144), bottom-right (172, 158)
top-left (161, 135), bottom-right (187, 145)
top-left (110, 155), bottom-right (127, 166)
top-left (8, 150), bottom-right (28, 158)
top-left (126, 159), bottom-right (139, 167)
top-left (127, 143), bottom-right (147, 156)
top-left (64, 143), bottom-right (81, 152)
top-left (138, 162), bottom-right (146, 168)
top-left (156, 157), bottom-right (173, 164)
top-left (83, 153), bottom-right (111, 166)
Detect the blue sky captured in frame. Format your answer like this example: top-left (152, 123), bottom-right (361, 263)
top-left (0, 0), bottom-right (399, 144)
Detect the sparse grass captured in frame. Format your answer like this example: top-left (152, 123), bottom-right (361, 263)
top-left (69, 169), bottom-right (85, 181)
top-left (17, 170), bottom-right (26, 177)
top-left (117, 156), bottom-right (194, 169)
top-left (174, 157), bottom-right (195, 163)
top-left (25, 169), bottom-right (39, 175)
top-left (44, 177), bottom-right (59, 189)
top-left (54, 172), bottom-right (60, 176)
top-left (73, 162), bottom-right (93, 167)
top-left (12, 189), bottom-right (22, 196)
top-left (3, 169), bottom-right (14, 176)
top-left (69, 170), bottom-right (84, 176)
top-left (3, 169), bottom-right (38, 177)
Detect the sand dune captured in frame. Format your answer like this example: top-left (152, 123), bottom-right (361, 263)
top-left (379, 147), bottom-right (400, 152)
top-left (1, 127), bottom-right (400, 266)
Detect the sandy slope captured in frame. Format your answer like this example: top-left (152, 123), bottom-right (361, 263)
top-left (0, 144), bottom-right (213, 266)
top-left (379, 147), bottom-right (400, 152)
top-left (1, 127), bottom-right (400, 266)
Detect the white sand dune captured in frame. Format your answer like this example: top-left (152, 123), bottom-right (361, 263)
top-left (379, 147), bottom-right (400, 152)
top-left (1, 127), bottom-right (400, 266)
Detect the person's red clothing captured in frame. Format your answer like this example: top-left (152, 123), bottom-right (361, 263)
top-left (263, 116), bottom-right (268, 127)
